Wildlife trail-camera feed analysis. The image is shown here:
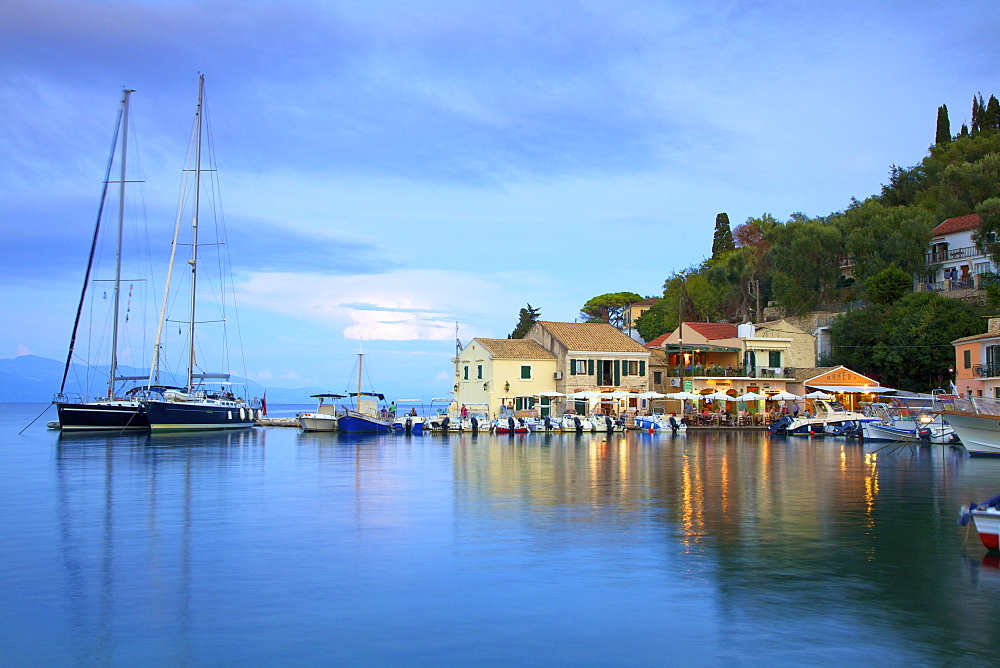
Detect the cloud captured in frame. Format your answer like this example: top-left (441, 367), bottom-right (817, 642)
top-left (16, 345), bottom-right (31, 357)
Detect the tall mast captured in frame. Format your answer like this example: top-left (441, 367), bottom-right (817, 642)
top-left (108, 88), bottom-right (134, 399)
top-left (60, 90), bottom-right (126, 396)
top-left (187, 74), bottom-right (204, 391)
top-left (356, 353), bottom-right (363, 412)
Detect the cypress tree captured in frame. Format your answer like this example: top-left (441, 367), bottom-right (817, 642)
top-left (972, 93), bottom-right (985, 134)
top-left (960, 123), bottom-right (970, 138)
top-left (935, 104), bottom-right (951, 145)
top-left (711, 213), bottom-right (735, 258)
top-left (986, 95), bottom-right (1000, 131)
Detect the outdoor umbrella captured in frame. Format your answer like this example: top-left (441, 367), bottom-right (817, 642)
top-left (637, 391), bottom-right (668, 399)
top-left (767, 391), bottom-right (801, 401)
top-left (670, 391), bottom-right (701, 401)
top-left (708, 391), bottom-right (735, 401)
top-left (735, 392), bottom-right (766, 402)
top-left (804, 390), bottom-right (834, 400)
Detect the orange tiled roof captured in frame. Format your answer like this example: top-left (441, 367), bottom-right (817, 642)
top-left (476, 338), bottom-right (555, 359)
top-left (932, 213), bottom-right (981, 237)
top-left (685, 322), bottom-right (738, 340)
top-left (537, 321), bottom-right (649, 353)
top-left (645, 333), bottom-right (669, 348)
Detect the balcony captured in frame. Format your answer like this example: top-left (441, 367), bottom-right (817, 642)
top-left (926, 245), bottom-right (984, 263)
top-left (973, 364), bottom-right (1000, 378)
top-left (663, 366), bottom-right (796, 379)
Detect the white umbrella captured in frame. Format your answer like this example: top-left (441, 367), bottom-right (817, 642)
top-left (535, 391), bottom-right (566, 397)
top-left (600, 390), bottom-right (629, 399)
top-left (637, 391), bottom-right (668, 399)
top-left (708, 391), bottom-right (735, 401)
top-left (735, 392), bottom-right (766, 401)
top-left (804, 390), bottom-right (833, 400)
top-left (767, 391), bottom-right (801, 401)
top-left (670, 391), bottom-right (701, 401)
top-left (567, 391), bottom-right (600, 399)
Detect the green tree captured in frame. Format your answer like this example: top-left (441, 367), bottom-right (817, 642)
top-left (508, 303), bottom-right (540, 339)
top-left (986, 95), bottom-right (1000, 132)
top-left (865, 265), bottom-right (912, 305)
top-left (828, 292), bottom-right (983, 391)
top-left (711, 213), bottom-right (735, 258)
top-left (580, 292), bottom-right (643, 329)
top-left (835, 200), bottom-right (934, 282)
top-left (936, 104), bottom-right (951, 145)
top-left (764, 216), bottom-right (843, 313)
top-left (971, 197), bottom-right (1000, 265)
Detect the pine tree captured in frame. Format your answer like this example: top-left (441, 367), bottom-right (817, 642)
top-left (935, 104), bottom-right (951, 144)
top-left (509, 303), bottom-right (540, 339)
top-left (711, 213), bottom-right (735, 258)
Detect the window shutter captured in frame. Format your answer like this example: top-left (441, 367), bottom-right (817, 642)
top-left (622, 361), bottom-right (629, 376)
top-left (587, 359), bottom-right (594, 375)
top-left (570, 359), bottom-right (576, 375)
top-left (639, 360), bottom-right (646, 376)
top-left (614, 359), bottom-right (620, 386)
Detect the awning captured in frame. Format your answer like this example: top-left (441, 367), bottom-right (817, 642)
top-left (807, 384), bottom-right (896, 394)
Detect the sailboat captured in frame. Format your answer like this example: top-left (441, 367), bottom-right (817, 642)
top-left (141, 75), bottom-right (260, 431)
top-left (336, 353), bottom-right (392, 433)
top-left (55, 88), bottom-right (151, 431)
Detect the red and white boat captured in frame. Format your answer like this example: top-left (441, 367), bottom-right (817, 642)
top-left (959, 495), bottom-right (1000, 551)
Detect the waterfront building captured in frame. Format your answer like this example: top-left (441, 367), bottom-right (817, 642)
top-left (920, 213), bottom-right (995, 294)
top-left (622, 297), bottom-right (659, 342)
top-left (452, 338), bottom-right (557, 416)
top-left (952, 317), bottom-right (1000, 398)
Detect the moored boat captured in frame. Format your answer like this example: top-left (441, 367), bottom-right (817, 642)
top-left (141, 76), bottom-right (259, 432)
top-left (771, 399), bottom-right (874, 436)
top-left (937, 396), bottom-right (1000, 455)
top-left (959, 495), bottom-right (1000, 551)
top-left (298, 394), bottom-right (344, 431)
top-left (336, 354), bottom-right (391, 433)
top-left (55, 88), bottom-right (150, 432)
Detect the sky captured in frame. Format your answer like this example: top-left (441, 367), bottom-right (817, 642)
top-left (2, 0), bottom-right (999, 400)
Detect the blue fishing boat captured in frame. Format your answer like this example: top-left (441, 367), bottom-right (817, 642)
top-left (337, 354), bottom-right (391, 433)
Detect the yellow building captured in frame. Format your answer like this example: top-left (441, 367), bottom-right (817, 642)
top-left (453, 338), bottom-right (557, 417)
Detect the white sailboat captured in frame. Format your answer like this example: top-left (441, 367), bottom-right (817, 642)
top-left (142, 75), bottom-right (260, 431)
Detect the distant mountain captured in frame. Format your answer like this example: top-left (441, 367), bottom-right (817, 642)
top-left (0, 355), bottom-right (326, 404)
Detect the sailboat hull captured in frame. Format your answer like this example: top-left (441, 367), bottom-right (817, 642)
top-left (143, 400), bottom-right (256, 431)
top-left (337, 411), bottom-right (391, 433)
top-left (56, 401), bottom-right (149, 431)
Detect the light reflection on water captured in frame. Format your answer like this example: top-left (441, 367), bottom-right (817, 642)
top-left (3, 403), bottom-right (1000, 664)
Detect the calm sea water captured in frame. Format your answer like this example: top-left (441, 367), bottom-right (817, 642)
top-left (3, 403), bottom-right (1000, 666)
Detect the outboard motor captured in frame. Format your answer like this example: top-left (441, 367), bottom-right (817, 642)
top-left (605, 416), bottom-right (613, 432)
top-left (544, 416), bottom-right (552, 431)
top-left (573, 416), bottom-right (583, 433)
top-left (668, 415), bottom-right (679, 432)
top-left (507, 416), bottom-right (516, 433)
top-left (918, 427), bottom-right (932, 443)
top-left (471, 416), bottom-right (479, 433)
top-left (404, 416), bottom-right (412, 432)
top-left (768, 416), bottom-right (792, 435)
top-left (441, 416), bottom-right (450, 431)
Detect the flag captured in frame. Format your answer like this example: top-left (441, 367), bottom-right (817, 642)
top-left (261, 391), bottom-right (267, 416)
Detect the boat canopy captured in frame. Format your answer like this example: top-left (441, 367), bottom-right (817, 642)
top-left (808, 384), bottom-right (896, 394)
top-left (349, 392), bottom-right (385, 400)
top-left (311, 393), bottom-right (347, 398)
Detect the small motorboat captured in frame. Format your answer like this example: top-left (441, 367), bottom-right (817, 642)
top-left (297, 393), bottom-right (345, 432)
top-left (634, 414), bottom-right (685, 432)
top-left (493, 416), bottom-right (529, 434)
top-left (959, 494), bottom-right (1000, 551)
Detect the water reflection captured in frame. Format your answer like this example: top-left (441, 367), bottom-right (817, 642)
top-left (54, 428), bottom-right (266, 664)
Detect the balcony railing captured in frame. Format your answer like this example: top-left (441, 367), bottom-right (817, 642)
top-left (663, 366), bottom-right (796, 379)
top-left (973, 364), bottom-right (1000, 378)
top-left (926, 246), bottom-right (984, 263)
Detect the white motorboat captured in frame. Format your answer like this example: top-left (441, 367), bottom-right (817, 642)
top-left (861, 401), bottom-right (957, 444)
top-left (297, 393), bottom-right (344, 432)
top-left (938, 395), bottom-right (1000, 455)
top-left (770, 399), bottom-right (874, 436)
top-left (634, 414), bottom-right (686, 431)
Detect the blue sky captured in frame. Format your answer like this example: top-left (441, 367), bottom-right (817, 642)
top-left (2, 0), bottom-right (999, 400)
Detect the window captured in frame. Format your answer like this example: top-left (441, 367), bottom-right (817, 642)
top-left (623, 360), bottom-right (639, 376)
top-left (477, 364), bottom-right (483, 379)
top-left (463, 365), bottom-right (469, 380)
top-left (572, 359), bottom-right (588, 374)
top-left (964, 349), bottom-right (972, 369)
top-left (975, 262), bottom-right (992, 275)
top-left (768, 351), bottom-right (781, 368)
top-left (520, 365), bottom-right (531, 379)
top-left (653, 371), bottom-right (662, 384)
